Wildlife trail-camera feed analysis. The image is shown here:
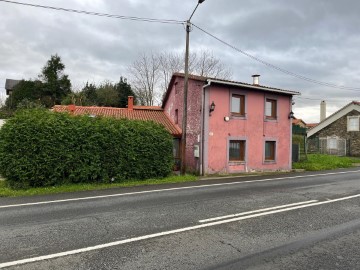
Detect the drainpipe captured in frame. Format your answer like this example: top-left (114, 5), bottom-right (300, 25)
top-left (201, 80), bottom-right (211, 176)
top-left (289, 98), bottom-right (293, 169)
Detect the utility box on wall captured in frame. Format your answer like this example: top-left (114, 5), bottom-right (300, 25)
top-left (194, 145), bottom-right (200, 158)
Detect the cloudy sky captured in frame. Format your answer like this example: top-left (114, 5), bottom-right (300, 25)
top-left (1, 0), bottom-right (360, 123)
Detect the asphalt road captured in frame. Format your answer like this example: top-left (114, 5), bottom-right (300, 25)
top-left (1, 168), bottom-right (360, 269)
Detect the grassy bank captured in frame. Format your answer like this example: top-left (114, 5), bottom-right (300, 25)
top-left (293, 154), bottom-right (360, 171)
top-left (0, 174), bottom-right (198, 197)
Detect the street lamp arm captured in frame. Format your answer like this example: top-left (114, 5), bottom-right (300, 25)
top-left (189, 0), bottom-right (205, 21)
top-left (189, 3), bottom-right (200, 21)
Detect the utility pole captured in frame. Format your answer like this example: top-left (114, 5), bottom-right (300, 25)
top-left (181, 0), bottom-right (205, 175)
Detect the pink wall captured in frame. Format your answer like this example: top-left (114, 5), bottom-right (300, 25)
top-left (163, 75), bottom-right (293, 174)
top-left (164, 78), bottom-right (203, 172)
top-left (206, 85), bottom-right (292, 173)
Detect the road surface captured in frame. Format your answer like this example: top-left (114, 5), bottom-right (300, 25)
top-left (1, 168), bottom-right (360, 269)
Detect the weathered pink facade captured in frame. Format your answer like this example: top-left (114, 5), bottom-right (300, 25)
top-left (163, 73), bottom-right (300, 174)
top-left (163, 77), bottom-right (203, 172)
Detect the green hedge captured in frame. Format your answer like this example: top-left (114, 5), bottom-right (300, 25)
top-left (0, 109), bottom-right (173, 188)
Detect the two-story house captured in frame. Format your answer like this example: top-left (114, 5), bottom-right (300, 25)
top-left (163, 73), bottom-right (300, 174)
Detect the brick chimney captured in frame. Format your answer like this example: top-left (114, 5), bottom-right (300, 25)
top-left (252, 74), bottom-right (260, 85)
top-left (128, 96), bottom-right (134, 111)
top-left (68, 104), bottom-right (76, 114)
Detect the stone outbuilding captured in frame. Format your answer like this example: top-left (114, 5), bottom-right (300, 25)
top-left (307, 101), bottom-right (360, 156)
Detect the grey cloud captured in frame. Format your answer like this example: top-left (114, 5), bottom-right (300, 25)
top-left (0, 0), bottom-right (360, 122)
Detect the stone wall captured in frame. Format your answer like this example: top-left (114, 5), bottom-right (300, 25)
top-left (308, 110), bottom-right (360, 156)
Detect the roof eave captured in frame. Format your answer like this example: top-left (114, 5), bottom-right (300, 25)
top-left (207, 79), bottom-right (301, 96)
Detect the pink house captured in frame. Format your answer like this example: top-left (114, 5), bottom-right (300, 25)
top-left (163, 73), bottom-right (300, 174)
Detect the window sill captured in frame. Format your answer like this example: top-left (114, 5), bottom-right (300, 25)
top-left (263, 160), bottom-right (276, 164)
top-left (264, 117), bottom-right (278, 122)
top-left (229, 161), bottom-right (246, 165)
top-left (230, 115), bottom-right (247, 120)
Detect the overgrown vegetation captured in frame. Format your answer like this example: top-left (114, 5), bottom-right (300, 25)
top-left (0, 109), bottom-right (173, 188)
top-left (0, 55), bottom-right (137, 118)
top-left (61, 77), bottom-right (137, 107)
top-left (293, 154), bottom-right (360, 171)
top-left (292, 134), bottom-right (307, 161)
top-left (0, 175), bottom-right (197, 197)
top-left (5, 55), bottom-right (71, 110)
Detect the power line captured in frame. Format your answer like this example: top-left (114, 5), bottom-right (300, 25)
top-left (294, 96), bottom-right (357, 103)
top-left (295, 96), bottom-right (327, 101)
top-left (3, 0), bottom-right (360, 92)
top-left (0, 0), bottom-right (185, 25)
top-left (192, 23), bottom-right (360, 92)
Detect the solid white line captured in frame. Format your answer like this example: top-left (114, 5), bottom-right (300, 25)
top-left (1, 170), bottom-right (360, 209)
top-left (198, 200), bottom-right (318, 223)
top-left (1, 193), bottom-right (359, 269)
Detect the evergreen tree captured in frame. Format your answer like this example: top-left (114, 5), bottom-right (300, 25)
top-left (40, 54), bottom-right (71, 106)
top-left (5, 80), bottom-right (43, 109)
top-left (116, 77), bottom-right (137, 107)
top-left (82, 82), bottom-right (97, 105)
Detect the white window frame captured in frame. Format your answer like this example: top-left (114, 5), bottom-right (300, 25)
top-left (327, 136), bottom-right (338, 150)
top-left (347, 116), bottom-right (360, 131)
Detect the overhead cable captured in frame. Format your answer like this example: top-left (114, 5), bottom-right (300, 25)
top-left (0, 0), bottom-right (185, 24)
top-left (192, 23), bottom-right (360, 92)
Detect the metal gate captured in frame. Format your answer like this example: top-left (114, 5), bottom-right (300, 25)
top-left (319, 137), bottom-right (346, 156)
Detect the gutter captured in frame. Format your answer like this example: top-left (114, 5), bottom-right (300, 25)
top-left (207, 79), bottom-right (301, 96)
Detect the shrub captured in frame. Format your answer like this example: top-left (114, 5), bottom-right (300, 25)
top-left (292, 154), bottom-right (359, 171)
top-left (0, 109), bottom-right (173, 188)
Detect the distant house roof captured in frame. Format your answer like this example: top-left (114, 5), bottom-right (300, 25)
top-left (52, 105), bottom-right (182, 137)
top-left (292, 118), bottom-right (306, 126)
top-left (5, 79), bottom-right (20, 95)
top-left (162, 73), bottom-right (301, 107)
top-left (306, 123), bottom-right (318, 129)
top-left (307, 101), bottom-right (360, 137)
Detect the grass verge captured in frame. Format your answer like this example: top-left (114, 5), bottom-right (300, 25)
top-left (293, 154), bottom-right (360, 171)
top-left (0, 174), bottom-right (198, 197)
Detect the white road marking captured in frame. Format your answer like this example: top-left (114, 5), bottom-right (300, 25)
top-left (1, 193), bottom-right (360, 268)
top-left (198, 200), bottom-right (318, 223)
top-left (0, 170), bottom-right (359, 209)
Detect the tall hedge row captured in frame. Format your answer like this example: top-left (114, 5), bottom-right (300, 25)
top-left (0, 109), bottom-right (174, 188)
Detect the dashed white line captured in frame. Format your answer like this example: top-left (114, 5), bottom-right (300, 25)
top-left (1, 193), bottom-right (360, 268)
top-left (198, 200), bottom-right (318, 223)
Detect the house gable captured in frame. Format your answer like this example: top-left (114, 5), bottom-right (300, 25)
top-left (307, 102), bottom-right (360, 138)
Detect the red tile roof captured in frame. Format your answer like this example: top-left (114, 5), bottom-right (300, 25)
top-left (52, 105), bottom-right (182, 137)
top-left (292, 119), bottom-right (303, 125)
top-left (306, 123), bottom-right (318, 128)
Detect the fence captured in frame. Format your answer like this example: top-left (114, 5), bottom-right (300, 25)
top-left (292, 126), bottom-right (307, 162)
top-left (307, 136), bottom-right (348, 156)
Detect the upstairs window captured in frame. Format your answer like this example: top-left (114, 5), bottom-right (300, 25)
top-left (174, 82), bottom-right (179, 94)
top-left (265, 141), bottom-right (276, 161)
top-left (265, 98), bottom-right (277, 119)
top-left (347, 116), bottom-right (360, 131)
top-left (231, 94), bottom-right (245, 116)
top-left (175, 109), bottom-right (178, 124)
top-left (229, 140), bottom-right (245, 162)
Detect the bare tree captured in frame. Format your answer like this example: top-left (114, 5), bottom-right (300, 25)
top-left (128, 50), bottom-right (232, 106)
top-left (128, 53), bottom-right (161, 106)
top-left (159, 51), bottom-right (183, 95)
top-left (192, 50), bottom-right (232, 79)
